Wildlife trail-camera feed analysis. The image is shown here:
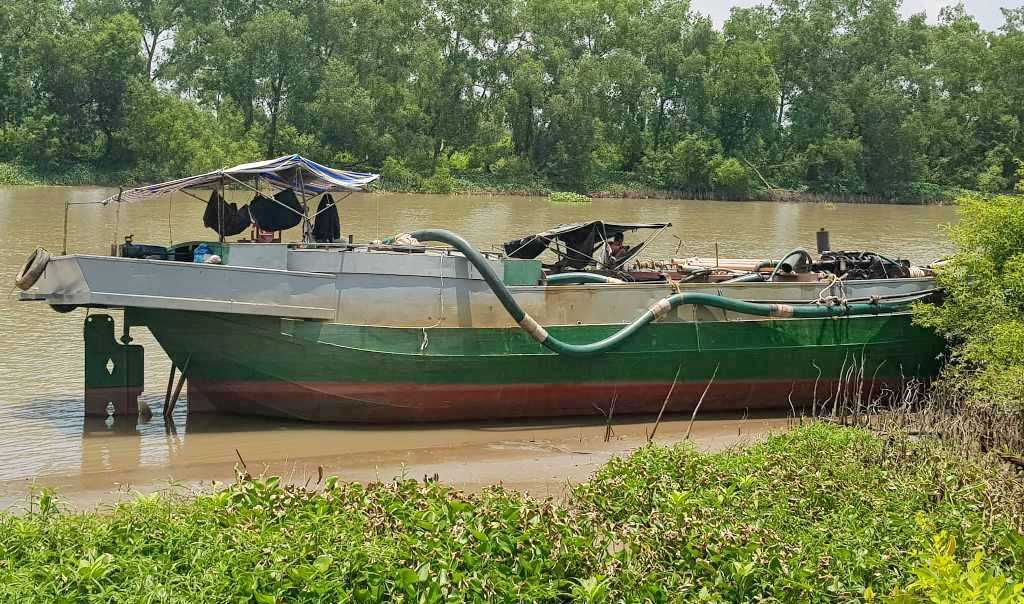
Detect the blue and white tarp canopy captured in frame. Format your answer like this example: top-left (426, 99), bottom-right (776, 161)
top-left (102, 154), bottom-right (380, 204)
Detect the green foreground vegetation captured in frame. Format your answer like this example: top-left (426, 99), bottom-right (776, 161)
top-left (1, 426), bottom-right (1021, 602)
top-left (3, 0), bottom-right (1024, 200)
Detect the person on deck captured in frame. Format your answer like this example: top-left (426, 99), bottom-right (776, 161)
top-left (606, 232), bottom-right (630, 264)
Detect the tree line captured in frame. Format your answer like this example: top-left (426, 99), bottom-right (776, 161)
top-left (2, 0), bottom-right (1024, 198)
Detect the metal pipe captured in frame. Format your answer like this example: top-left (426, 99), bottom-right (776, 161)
top-left (62, 201), bottom-right (70, 255)
top-left (721, 273), bottom-right (766, 283)
top-left (816, 228), bottom-right (831, 253)
top-left (546, 273), bottom-right (625, 285)
top-left (768, 248), bottom-right (813, 281)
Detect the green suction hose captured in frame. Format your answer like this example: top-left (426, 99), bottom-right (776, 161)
top-left (409, 229), bottom-right (914, 358)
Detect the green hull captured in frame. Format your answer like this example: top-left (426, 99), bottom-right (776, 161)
top-left (129, 308), bottom-right (945, 423)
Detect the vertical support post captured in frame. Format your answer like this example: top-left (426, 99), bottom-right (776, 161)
top-left (112, 188), bottom-right (123, 256)
top-left (218, 175), bottom-right (225, 244)
top-left (163, 355), bottom-right (191, 419)
top-left (168, 194), bottom-right (173, 246)
top-left (62, 200), bottom-right (70, 255)
top-left (84, 314), bottom-right (144, 417)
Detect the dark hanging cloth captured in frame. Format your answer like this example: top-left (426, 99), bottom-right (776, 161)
top-left (203, 190), bottom-right (252, 236)
top-left (312, 194), bottom-right (341, 243)
top-left (249, 188), bottom-right (303, 231)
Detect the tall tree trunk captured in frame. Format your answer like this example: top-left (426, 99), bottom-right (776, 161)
top-left (266, 75), bottom-right (285, 156)
top-left (777, 91), bottom-right (787, 129)
top-left (102, 127), bottom-right (113, 158)
top-left (145, 41), bottom-right (156, 80)
top-left (654, 96), bottom-right (667, 150)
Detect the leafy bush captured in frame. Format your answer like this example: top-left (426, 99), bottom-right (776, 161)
top-left (902, 181), bottom-right (959, 202)
top-left (915, 194), bottom-right (1024, 408)
top-left (422, 163), bottom-right (456, 194)
top-left (640, 134), bottom-right (723, 191)
top-left (978, 164), bottom-right (1010, 193)
top-left (891, 533), bottom-right (1024, 602)
top-left (574, 425), bottom-right (1024, 602)
top-left (801, 137), bottom-right (865, 194)
top-left (711, 156), bottom-right (753, 197)
top-left (490, 155), bottom-right (533, 179)
top-left (447, 151), bottom-right (471, 172)
top-left (380, 156), bottom-right (423, 190)
top-left (0, 162), bottom-right (39, 185)
top-left (549, 191), bottom-right (591, 203)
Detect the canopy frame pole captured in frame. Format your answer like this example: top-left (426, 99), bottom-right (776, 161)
top-left (222, 172), bottom-right (304, 217)
top-left (179, 190), bottom-right (209, 203)
top-left (309, 191), bottom-right (349, 219)
top-left (298, 167), bottom-right (311, 243)
top-left (633, 224), bottom-right (671, 260)
top-left (218, 176), bottom-right (225, 244)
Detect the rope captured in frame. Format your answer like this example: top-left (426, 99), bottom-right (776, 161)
top-left (666, 274), bottom-right (682, 295)
top-left (420, 252), bottom-right (447, 352)
top-left (815, 273), bottom-right (849, 307)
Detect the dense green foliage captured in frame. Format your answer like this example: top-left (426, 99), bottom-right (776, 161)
top-left (916, 194), bottom-right (1024, 408)
top-left (2, 426), bottom-right (1021, 602)
top-left (2, 0), bottom-right (1024, 197)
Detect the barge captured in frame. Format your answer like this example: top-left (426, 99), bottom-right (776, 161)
top-left (15, 155), bottom-right (945, 422)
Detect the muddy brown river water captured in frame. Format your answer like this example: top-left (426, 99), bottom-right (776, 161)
top-left (0, 186), bottom-right (957, 509)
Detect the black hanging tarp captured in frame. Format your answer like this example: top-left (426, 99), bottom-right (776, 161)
top-left (312, 194), bottom-right (341, 243)
top-left (250, 188), bottom-right (303, 231)
top-left (202, 190), bottom-right (252, 236)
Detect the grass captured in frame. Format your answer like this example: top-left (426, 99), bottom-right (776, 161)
top-left (1, 425), bottom-right (1021, 602)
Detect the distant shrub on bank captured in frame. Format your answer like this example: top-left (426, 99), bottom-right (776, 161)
top-left (549, 191), bottom-right (591, 203)
top-left (422, 163), bottom-right (456, 194)
top-left (0, 162), bottom-right (39, 186)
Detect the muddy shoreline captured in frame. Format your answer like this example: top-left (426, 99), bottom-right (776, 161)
top-left (0, 413), bottom-right (789, 511)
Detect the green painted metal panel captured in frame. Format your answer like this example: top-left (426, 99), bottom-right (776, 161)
top-left (502, 258), bottom-right (542, 286)
top-left (134, 309), bottom-right (944, 388)
top-left (83, 313), bottom-right (144, 416)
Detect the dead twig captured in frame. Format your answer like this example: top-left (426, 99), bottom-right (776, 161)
top-left (604, 393), bottom-right (618, 443)
top-left (649, 364), bottom-right (683, 444)
top-left (685, 363), bottom-right (720, 440)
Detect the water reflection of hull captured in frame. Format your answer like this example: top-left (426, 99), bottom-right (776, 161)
top-left (137, 308), bottom-right (944, 423)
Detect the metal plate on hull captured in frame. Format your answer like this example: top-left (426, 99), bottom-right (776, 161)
top-left (21, 255), bottom-right (338, 319)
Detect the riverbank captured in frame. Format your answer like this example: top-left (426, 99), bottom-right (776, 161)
top-left (0, 414), bottom-right (787, 510)
top-left (0, 160), bottom-right (972, 205)
top-left (2, 425), bottom-right (1021, 601)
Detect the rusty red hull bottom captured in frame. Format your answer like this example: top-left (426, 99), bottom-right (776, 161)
top-left (186, 378), bottom-right (908, 423)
